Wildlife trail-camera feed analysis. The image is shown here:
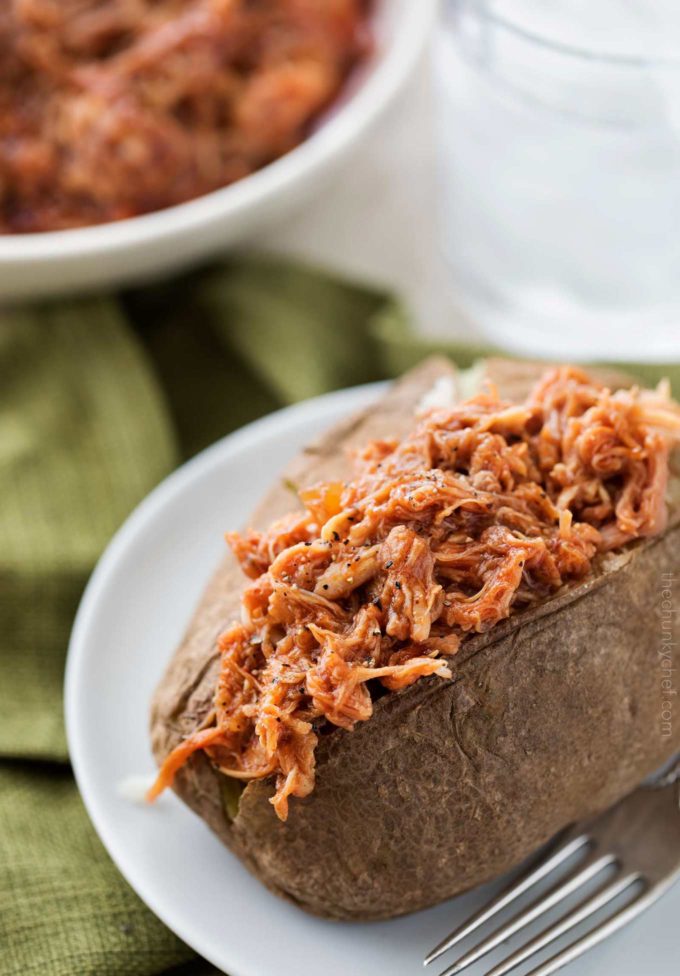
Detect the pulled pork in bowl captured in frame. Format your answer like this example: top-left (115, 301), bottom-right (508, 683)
top-left (0, 0), bottom-right (371, 233)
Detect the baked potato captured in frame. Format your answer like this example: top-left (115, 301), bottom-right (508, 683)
top-left (150, 356), bottom-right (680, 920)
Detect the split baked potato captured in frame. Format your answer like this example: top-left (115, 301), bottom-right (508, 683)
top-left (150, 357), bottom-right (680, 920)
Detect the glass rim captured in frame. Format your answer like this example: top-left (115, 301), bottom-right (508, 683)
top-left (459, 0), bottom-right (680, 68)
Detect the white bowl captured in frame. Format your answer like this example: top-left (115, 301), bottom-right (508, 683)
top-left (0, 0), bottom-right (436, 301)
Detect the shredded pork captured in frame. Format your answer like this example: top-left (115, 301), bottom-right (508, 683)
top-left (0, 0), bottom-right (369, 232)
top-left (149, 367), bottom-right (680, 819)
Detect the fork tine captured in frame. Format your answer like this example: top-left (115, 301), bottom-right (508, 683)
top-left (434, 852), bottom-right (616, 976)
top-left (521, 884), bottom-right (659, 976)
top-left (484, 872), bottom-right (640, 976)
top-left (424, 834), bottom-right (590, 966)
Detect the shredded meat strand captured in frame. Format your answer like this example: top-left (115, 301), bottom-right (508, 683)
top-left (0, 0), bottom-right (370, 232)
top-left (149, 367), bottom-right (680, 820)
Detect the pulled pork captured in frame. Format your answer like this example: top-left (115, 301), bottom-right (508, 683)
top-left (0, 0), bottom-right (369, 232)
top-left (149, 367), bottom-right (680, 819)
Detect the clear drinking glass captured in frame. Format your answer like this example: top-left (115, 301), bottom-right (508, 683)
top-left (434, 0), bottom-right (680, 360)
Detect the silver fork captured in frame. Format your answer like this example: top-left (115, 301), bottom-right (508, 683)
top-left (424, 757), bottom-right (680, 976)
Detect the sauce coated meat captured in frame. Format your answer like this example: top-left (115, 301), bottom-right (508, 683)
top-left (149, 367), bottom-right (680, 819)
top-left (0, 0), bottom-right (369, 232)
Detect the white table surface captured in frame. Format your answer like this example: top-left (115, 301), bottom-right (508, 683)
top-left (251, 53), bottom-right (474, 343)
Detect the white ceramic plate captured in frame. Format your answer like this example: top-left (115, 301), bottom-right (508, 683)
top-left (66, 384), bottom-right (679, 976)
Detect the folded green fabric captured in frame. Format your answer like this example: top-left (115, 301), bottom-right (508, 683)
top-left (1, 257), bottom-right (678, 976)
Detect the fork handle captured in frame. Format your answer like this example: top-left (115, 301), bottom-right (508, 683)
top-left (653, 752), bottom-right (680, 788)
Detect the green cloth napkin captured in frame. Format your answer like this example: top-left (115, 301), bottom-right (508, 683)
top-left (1, 258), bottom-right (678, 976)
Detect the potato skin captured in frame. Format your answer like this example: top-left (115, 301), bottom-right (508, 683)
top-left (231, 526), bottom-right (680, 918)
top-left (151, 358), bottom-right (680, 920)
